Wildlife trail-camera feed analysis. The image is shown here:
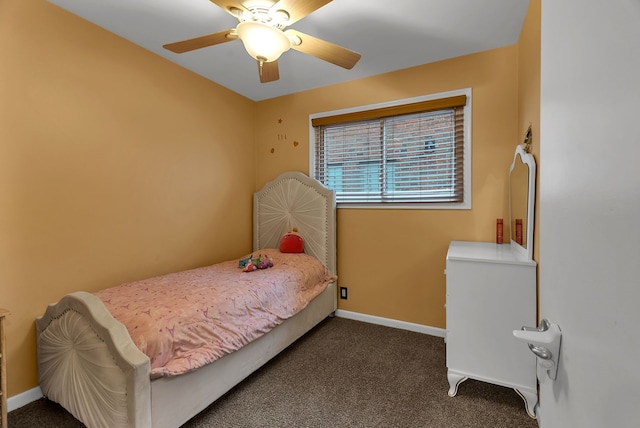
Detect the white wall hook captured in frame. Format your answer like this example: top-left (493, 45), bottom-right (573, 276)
top-left (513, 319), bottom-right (562, 381)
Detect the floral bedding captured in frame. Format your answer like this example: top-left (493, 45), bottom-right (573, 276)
top-left (94, 249), bottom-right (336, 378)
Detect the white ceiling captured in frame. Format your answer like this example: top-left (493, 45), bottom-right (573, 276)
top-left (49, 0), bottom-right (530, 101)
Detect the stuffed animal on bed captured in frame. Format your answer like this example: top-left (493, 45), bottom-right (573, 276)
top-left (279, 228), bottom-right (305, 253)
top-left (239, 253), bottom-right (273, 272)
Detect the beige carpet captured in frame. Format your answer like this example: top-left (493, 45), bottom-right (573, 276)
top-left (9, 317), bottom-right (539, 427)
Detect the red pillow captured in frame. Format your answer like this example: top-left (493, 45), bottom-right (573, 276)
top-left (279, 228), bottom-right (305, 253)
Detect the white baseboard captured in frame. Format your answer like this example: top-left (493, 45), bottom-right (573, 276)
top-left (335, 309), bottom-right (446, 338)
top-left (7, 386), bottom-right (43, 412)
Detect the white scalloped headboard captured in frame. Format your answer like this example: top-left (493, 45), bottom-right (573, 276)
top-left (253, 171), bottom-right (336, 275)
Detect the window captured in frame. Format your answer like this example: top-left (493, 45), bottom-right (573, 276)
top-left (311, 90), bottom-right (471, 209)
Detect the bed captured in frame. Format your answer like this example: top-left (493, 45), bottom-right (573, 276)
top-left (35, 171), bottom-right (337, 428)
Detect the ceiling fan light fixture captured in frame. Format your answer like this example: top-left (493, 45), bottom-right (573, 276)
top-left (236, 21), bottom-right (291, 63)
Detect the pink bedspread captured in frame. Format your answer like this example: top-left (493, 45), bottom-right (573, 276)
top-left (94, 249), bottom-right (336, 378)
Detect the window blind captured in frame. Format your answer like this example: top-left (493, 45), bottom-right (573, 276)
top-left (313, 96), bottom-right (466, 205)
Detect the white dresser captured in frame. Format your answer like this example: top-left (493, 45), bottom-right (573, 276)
top-left (445, 240), bottom-right (537, 418)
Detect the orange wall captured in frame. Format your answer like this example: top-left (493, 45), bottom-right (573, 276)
top-left (255, 46), bottom-right (520, 328)
top-left (0, 0), bottom-right (256, 396)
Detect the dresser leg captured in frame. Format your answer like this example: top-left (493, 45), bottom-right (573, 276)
top-left (447, 371), bottom-right (468, 397)
top-left (514, 387), bottom-right (538, 419)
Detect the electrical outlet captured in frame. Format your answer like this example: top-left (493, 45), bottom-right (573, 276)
top-left (339, 286), bottom-right (348, 299)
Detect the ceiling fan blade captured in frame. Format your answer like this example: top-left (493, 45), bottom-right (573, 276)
top-left (272, 0), bottom-right (332, 25)
top-left (259, 60), bottom-right (280, 83)
top-left (286, 30), bottom-right (361, 70)
top-left (163, 29), bottom-right (236, 54)
top-left (208, 0), bottom-right (248, 18)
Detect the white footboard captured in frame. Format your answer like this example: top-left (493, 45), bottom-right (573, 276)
top-left (36, 291), bottom-right (151, 428)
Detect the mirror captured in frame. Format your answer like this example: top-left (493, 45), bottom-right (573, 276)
top-left (509, 144), bottom-right (536, 260)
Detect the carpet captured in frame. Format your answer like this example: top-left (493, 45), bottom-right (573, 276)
top-left (9, 317), bottom-right (538, 427)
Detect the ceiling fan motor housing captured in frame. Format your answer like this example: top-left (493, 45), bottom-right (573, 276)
top-left (238, 6), bottom-right (290, 29)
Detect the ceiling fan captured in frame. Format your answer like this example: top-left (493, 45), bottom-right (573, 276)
top-left (162, 0), bottom-right (361, 83)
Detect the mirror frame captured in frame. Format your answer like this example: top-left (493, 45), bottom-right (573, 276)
top-left (509, 144), bottom-right (536, 260)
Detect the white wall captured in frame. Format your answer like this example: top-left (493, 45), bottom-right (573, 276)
top-left (539, 0), bottom-right (640, 426)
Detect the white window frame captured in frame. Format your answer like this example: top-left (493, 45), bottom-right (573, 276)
top-left (309, 88), bottom-right (472, 210)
